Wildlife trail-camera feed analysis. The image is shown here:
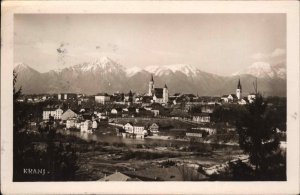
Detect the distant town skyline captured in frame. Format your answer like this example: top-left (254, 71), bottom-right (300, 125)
top-left (14, 14), bottom-right (286, 76)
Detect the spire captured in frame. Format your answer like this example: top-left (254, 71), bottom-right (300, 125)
top-left (151, 74), bottom-right (154, 82)
top-left (164, 83), bottom-right (168, 89)
top-left (237, 78), bottom-right (242, 89)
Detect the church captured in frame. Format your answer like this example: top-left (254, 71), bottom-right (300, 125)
top-left (148, 75), bottom-right (169, 104)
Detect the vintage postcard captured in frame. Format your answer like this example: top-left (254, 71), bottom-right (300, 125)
top-left (1, 1), bottom-right (299, 194)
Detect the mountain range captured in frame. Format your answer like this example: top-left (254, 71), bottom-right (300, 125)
top-left (14, 56), bottom-right (286, 97)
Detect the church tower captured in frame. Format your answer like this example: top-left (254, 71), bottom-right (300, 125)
top-left (149, 74), bottom-right (154, 96)
top-left (236, 78), bottom-right (242, 100)
top-left (163, 84), bottom-right (169, 104)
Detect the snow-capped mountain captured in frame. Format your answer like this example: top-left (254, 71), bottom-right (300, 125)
top-left (13, 63), bottom-right (45, 94)
top-left (126, 66), bottom-right (145, 77)
top-left (14, 57), bottom-right (287, 96)
top-left (144, 64), bottom-right (200, 77)
top-left (233, 61), bottom-right (286, 79)
top-left (63, 57), bottom-right (125, 73)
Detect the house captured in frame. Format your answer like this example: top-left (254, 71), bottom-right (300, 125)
top-left (61, 109), bottom-right (78, 121)
top-left (43, 108), bottom-right (64, 120)
top-left (148, 123), bottom-right (159, 135)
top-left (99, 171), bottom-right (141, 181)
top-left (221, 94), bottom-right (238, 103)
top-left (186, 130), bottom-right (203, 138)
top-left (124, 122), bottom-right (134, 133)
top-left (66, 118), bottom-right (77, 129)
top-left (95, 93), bottom-right (111, 104)
top-left (92, 120), bottom-right (98, 130)
top-left (58, 93), bottom-right (77, 100)
top-left (238, 97), bottom-right (248, 105)
top-left (248, 93), bottom-right (256, 103)
top-left (80, 120), bottom-right (93, 132)
top-left (192, 113), bottom-right (210, 123)
top-left (124, 122), bottom-right (148, 138)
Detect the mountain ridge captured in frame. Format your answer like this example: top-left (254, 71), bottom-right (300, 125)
top-left (14, 57), bottom-right (286, 96)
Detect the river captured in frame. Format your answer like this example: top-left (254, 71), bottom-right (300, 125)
top-left (58, 129), bottom-right (240, 150)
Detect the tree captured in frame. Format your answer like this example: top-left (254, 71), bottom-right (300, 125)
top-left (236, 94), bottom-right (281, 176)
top-left (13, 70), bottom-right (22, 102)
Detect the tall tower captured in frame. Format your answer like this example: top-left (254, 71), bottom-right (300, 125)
top-left (149, 74), bottom-right (154, 96)
top-left (236, 78), bottom-right (242, 100)
top-left (163, 84), bottom-right (169, 104)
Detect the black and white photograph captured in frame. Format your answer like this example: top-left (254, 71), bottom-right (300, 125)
top-left (1, 1), bottom-right (299, 194)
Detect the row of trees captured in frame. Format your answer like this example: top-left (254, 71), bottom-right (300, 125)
top-left (13, 71), bottom-right (79, 181)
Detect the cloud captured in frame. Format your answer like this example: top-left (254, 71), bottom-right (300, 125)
top-left (251, 53), bottom-right (268, 60)
top-left (270, 48), bottom-right (286, 58)
top-left (251, 48), bottom-right (286, 61)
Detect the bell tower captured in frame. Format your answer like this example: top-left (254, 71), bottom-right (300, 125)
top-left (149, 74), bottom-right (154, 96)
top-left (236, 78), bottom-right (242, 100)
top-left (163, 84), bottom-right (169, 104)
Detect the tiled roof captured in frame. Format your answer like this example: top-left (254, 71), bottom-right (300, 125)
top-left (96, 93), bottom-right (110, 96)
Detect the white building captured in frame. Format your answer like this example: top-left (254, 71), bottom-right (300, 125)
top-left (248, 94), bottom-right (256, 103)
top-left (92, 120), bottom-right (98, 130)
top-left (124, 122), bottom-right (148, 138)
top-left (236, 79), bottom-right (242, 100)
top-left (148, 75), bottom-right (169, 104)
top-left (66, 118), bottom-right (76, 129)
top-left (43, 108), bottom-right (64, 120)
top-left (80, 120), bottom-right (93, 132)
top-left (95, 93), bottom-right (111, 104)
top-left (192, 113), bottom-right (210, 123)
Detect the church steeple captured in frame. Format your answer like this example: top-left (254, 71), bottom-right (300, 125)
top-left (148, 74), bottom-right (154, 96)
top-left (237, 78), bottom-right (242, 90)
top-left (236, 78), bottom-right (242, 100)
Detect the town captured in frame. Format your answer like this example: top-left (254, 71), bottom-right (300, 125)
top-left (14, 75), bottom-right (286, 181)
top-left (18, 76), bottom-right (259, 138)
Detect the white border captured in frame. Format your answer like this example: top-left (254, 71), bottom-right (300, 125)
top-left (1, 1), bottom-right (299, 194)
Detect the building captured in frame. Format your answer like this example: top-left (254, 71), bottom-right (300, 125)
top-left (192, 113), bottom-right (210, 123)
top-left (61, 109), bottom-right (77, 121)
top-left (248, 93), bottom-right (256, 103)
top-left (95, 93), bottom-right (111, 104)
top-left (66, 118), bottom-right (77, 129)
top-left (58, 93), bottom-right (77, 100)
top-left (221, 94), bottom-right (238, 103)
top-left (80, 120), bottom-right (93, 132)
top-left (99, 171), bottom-right (141, 181)
top-left (191, 127), bottom-right (216, 135)
top-left (148, 75), bottom-right (169, 104)
top-left (236, 79), bottom-right (242, 100)
top-left (124, 122), bottom-right (148, 138)
top-left (43, 108), bottom-right (64, 120)
top-left (186, 131), bottom-right (203, 138)
top-left (148, 123), bottom-right (160, 135)
top-left (238, 97), bottom-right (248, 105)
top-left (92, 120), bottom-right (98, 130)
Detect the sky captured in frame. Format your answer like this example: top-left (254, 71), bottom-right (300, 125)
top-left (14, 14), bottom-right (286, 75)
